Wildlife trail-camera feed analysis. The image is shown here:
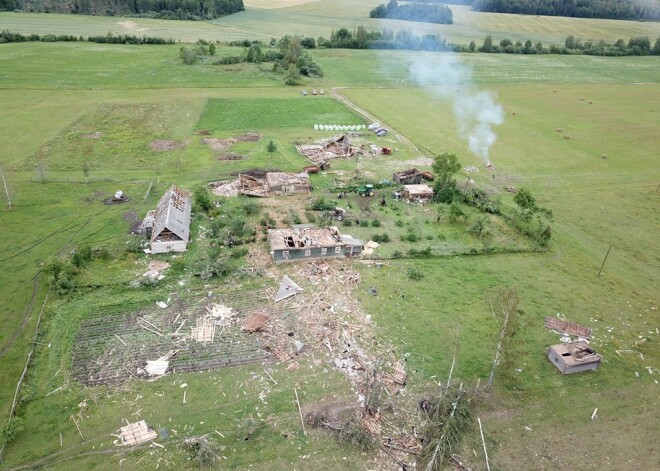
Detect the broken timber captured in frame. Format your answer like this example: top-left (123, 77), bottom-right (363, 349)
top-left (544, 316), bottom-right (592, 339)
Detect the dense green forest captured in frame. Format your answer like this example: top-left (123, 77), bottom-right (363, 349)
top-left (370, 0), bottom-right (453, 24)
top-left (0, 0), bottom-right (244, 20)
top-left (472, 0), bottom-right (660, 21)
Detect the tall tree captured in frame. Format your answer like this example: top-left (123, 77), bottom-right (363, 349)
top-left (432, 153), bottom-right (461, 204)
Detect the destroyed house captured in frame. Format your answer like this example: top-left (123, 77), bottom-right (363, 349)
top-left (547, 342), bottom-right (602, 374)
top-left (268, 226), bottom-right (363, 262)
top-left (402, 184), bottom-right (434, 202)
top-left (265, 172), bottom-right (311, 195)
top-left (393, 168), bottom-right (423, 185)
top-left (142, 185), bottom-right (192, 254)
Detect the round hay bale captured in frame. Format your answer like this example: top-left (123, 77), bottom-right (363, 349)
top-left (601, 154), bottom-right (607, 159)
top-left (564, 135), bottom-right (571, 140)
top-left (556, 128), bottom-right (563, 133)
top-left (314, 124), bottom-right (319, 131)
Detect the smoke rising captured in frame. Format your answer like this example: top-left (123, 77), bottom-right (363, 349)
top-left (408, 52), bottom-right (504, 165)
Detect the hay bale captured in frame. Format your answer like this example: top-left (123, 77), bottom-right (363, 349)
top-left (601, 154), bottom-right (607, 159)
top-left (564, 135), bottom-right (571, 140)
top-left (556, 128), bottom-right (563, 133)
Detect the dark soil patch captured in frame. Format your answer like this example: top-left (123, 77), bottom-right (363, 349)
top-left (151, 140), bottom-right (186, 152)
top-left (230, 168), bottom-right (282, 179)
top-left (237, 133), bottom-right (260, 142)
top-left (217, 153), bottom-right (245, 161)
top-left (195, 129), bottom-right (212, 136)
top-left (201, 137), bottom-right (237, 152)
top-left (304, 399), bottom-right (358, 427)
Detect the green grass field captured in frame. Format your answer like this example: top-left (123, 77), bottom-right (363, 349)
top-left (198, 97), bottom-right (364, 130)
top-left (0, 10), bottom-right (658, 471)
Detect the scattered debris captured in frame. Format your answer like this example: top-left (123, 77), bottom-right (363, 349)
top-left (362, 240), bottom-right (379, 256)
top-left (191, 317), bottom-right (216, 343)
top-left (116, 420), bottom-right (158, 446)
top-left (156, 301), bottom-right (168, 309)
top-left (504, 185), bottom-right (518, 194)
top-left (242, 313), bottom-right (272, 333)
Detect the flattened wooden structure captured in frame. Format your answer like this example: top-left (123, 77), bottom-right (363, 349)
top-left (544, 316), bottom-right (592, 339)
top-left (118, 420), bottom-right (158, 446)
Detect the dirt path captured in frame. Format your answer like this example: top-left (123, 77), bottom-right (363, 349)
top-left (331, 87), bottom-right (425, 154)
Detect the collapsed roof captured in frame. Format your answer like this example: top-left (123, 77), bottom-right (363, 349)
top-left (296, 134), bottom-right (358, 164)
top-left (150, 185), bottom-right (192, 243)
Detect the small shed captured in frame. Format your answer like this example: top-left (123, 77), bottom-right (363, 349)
top-left (143, 185), bottom-right (192, 254)
top-left (265, 172), bottom-right (312, 195)
top-left (393, 168), bottom-right (422, 185)
top-left (547, 341), bottom-right (602, 374)
top-left (402, 184), bottom-right (434, 202)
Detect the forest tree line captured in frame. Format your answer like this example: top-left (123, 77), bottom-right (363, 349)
top-left (472, 0), bottom-right (660, 21)
top-left (0, 0), bottom-right (244, 20)
top-left (370, 0), bottom-right (454, 24)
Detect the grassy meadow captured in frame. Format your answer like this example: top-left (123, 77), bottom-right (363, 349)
top-left (0, 7), bottom-right (659, 471)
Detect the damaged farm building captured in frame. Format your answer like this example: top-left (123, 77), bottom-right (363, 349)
top-left (296, 134), bottom-right (359, 164)
top-left (402, 183), bottom-right (434, 203)
top-left (141, 185), bottom-right (192, 254)
top-left (547, 341), bottom-right (602, 374)
top-left (265, 172), bottom-right (311, 194)
top-left (393, 168), bottom-right (423, 185)
top-left (211, 172), bottom-right (311, 197)
top-left (268, 226), bottom-right (364, 262)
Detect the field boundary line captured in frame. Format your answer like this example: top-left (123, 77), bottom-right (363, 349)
top-left (0, 288), bottom-right (49, 463)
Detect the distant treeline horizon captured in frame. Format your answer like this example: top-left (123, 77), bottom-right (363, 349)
top-left (0, 0), bottom-right (244, 20)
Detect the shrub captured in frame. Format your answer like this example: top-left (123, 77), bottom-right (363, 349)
top-left (407, 267), bottom-right (424, 280)
top-left (343, 220), bottom-right (353, 227)
top-left (360, 220), bottom-right (369, 227)
top-left (241, 201), bottom-right (260, 216)
top-left (0, 417), bottom-right (24, 444)
top-left (395, 219), bottom-right (404, 227)
top-left (372, 233), bottom-right (390, 243)
top-left (311, 197), bottom-right (335, 211)
top-left (371, 220), bottom-right (381, 227)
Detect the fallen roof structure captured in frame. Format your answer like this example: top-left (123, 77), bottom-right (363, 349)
top-left (142, 185), bottom-right (192, 254)
top-left (547, 341), bottom-right (602, 374)
top-left (274, 275), bottom-right (303, 302)
top-left (237, 174), bottom-right (269, 197)
top-left (296, 134), bottom-right (359, 164)
top-left (544, 316), bottom-right (592, 339)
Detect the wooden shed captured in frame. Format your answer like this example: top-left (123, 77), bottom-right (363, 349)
top-left (142, 185), bottom-right (192, 254)
top-left (547, 341), bottom-right (602, 374)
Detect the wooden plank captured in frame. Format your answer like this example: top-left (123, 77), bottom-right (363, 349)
top-left (544, 316), bottom-right (592, 339)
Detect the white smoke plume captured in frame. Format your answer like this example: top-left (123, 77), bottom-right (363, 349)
top-left (408, 52), bottom-right (504, 165)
